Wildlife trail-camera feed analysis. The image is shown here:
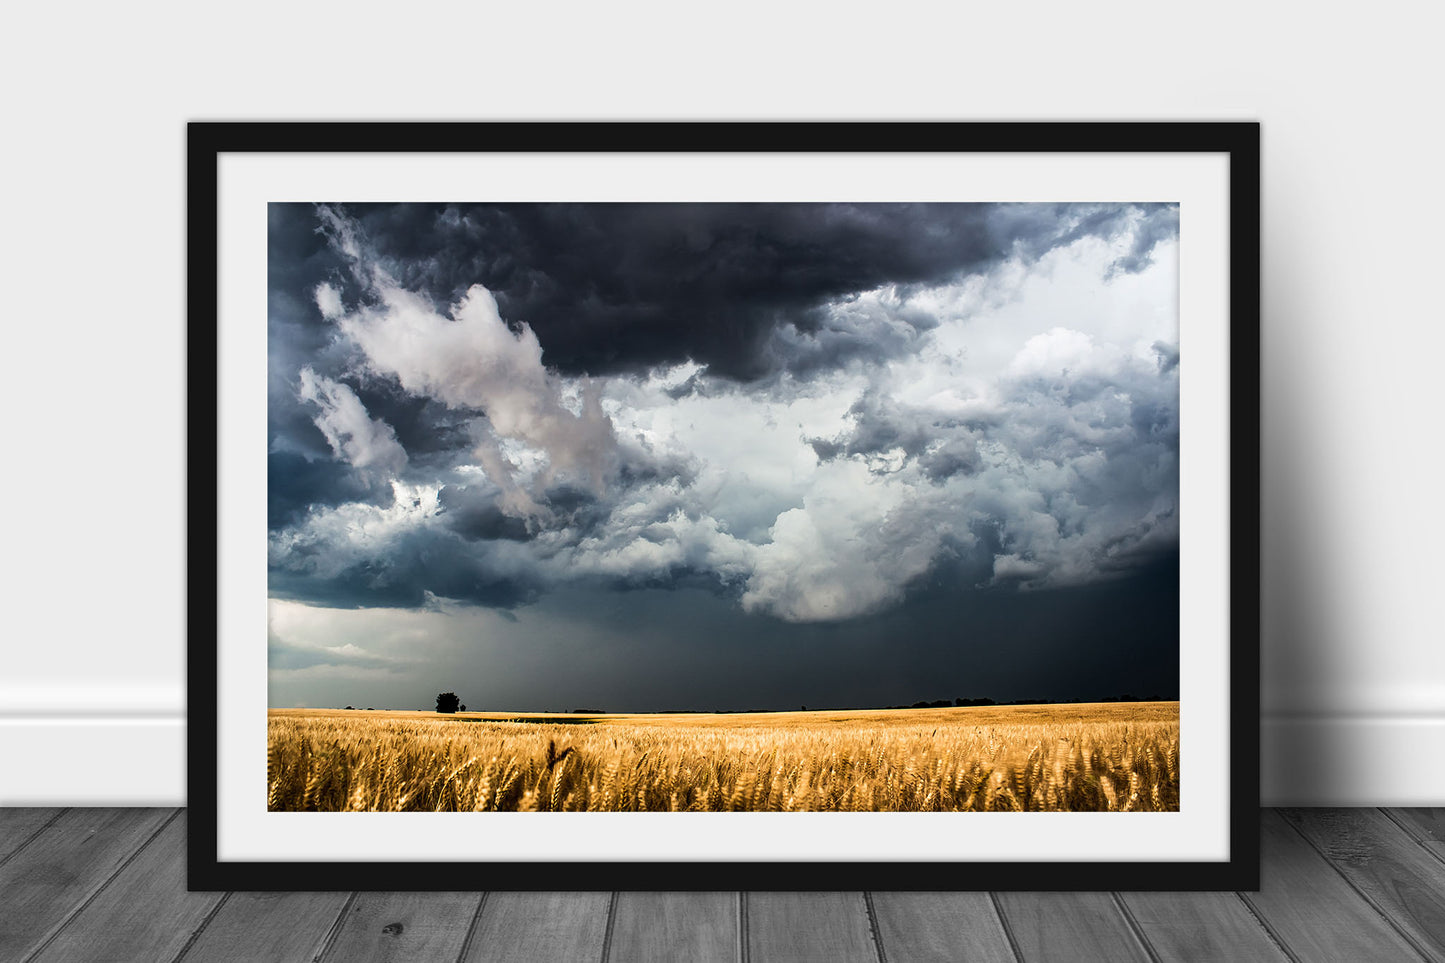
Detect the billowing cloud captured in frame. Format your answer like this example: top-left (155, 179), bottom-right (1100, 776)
top-left (268, 203), bottom-right (1179, 627)
top-left (296, 366), bottom-right (407, 481)
top-left (268, 201), bottom-right (1176, 382)
top-left (314, 205), bottom-right (621, 524)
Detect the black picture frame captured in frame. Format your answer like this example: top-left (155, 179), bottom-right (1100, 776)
top-left (189, 121), bottom-right (1260, 892)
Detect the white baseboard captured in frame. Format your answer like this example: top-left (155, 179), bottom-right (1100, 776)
top-left (1261, 715), bottom-right (1445, 806)
top-left (1, 713), bottom-right (1440, 807)
top-left (0, 683), bottom-right (184, 717)
top-left (0, 717), bottom-right (185, 805)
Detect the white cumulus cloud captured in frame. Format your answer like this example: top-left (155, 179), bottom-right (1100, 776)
top-left (296, 366), bottom-right (407, 480)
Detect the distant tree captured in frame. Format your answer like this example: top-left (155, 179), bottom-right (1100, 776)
top-left (459, 704), bottom-right (467, 712)
top-left (435, 692), bottom-right (461, 714)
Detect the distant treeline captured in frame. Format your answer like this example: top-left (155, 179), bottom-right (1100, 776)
top-left (880, 694), bottom-right (1168, 710)
top-left (339, 694), bottom-right (1172, 714)
top-left (567, 694), bottom-right (1172, 714)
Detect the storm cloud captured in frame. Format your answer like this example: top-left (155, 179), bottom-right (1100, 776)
top-left (267, 202), bottom-right (1175, 382)
top-left (267, 201), bottom-right (1180, 708)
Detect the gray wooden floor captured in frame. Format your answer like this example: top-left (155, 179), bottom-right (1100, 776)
top-left (1, 809), bottom-right (1443, 961)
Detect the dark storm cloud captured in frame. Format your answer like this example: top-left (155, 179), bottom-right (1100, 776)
top-left (268, 208), bottom-right (389, 532)
top-left (263, 201), bottom-right (1177, 515)
top-left (271, 554), bottom-right (1180, 712)
top-left (435, 485), bottom-right (532, 542)
top-left (268, 450), bottom-right (381, 530)
top-left (367, 202), bottom-right (1001, 381)
top-left (344, 384), bottom-right (478, 469)
top-left (269, 523), bottom-right (543, 611)
top-left (267, 202), bottom-right (1179, 623)
top-left (989, 202), bottom-right (1179, 278)
top-left (268, 207), bottom-right (482, 535)
top-left (1111, 206), bottom-right (1180, 276)
top-left (807, 390), bottom-right (978, 479)
top-left (917, 439), bottom-right (984, 483)
top-left (277, 201), bottom-right (1173, 382)
top-left (266, 206), bottom-right (353, 400)
top-left (1152, 340), bottom-right (1181, 373)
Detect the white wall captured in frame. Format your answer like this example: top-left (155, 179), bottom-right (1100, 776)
top-left (1, 0), bottom-right (1439, 806)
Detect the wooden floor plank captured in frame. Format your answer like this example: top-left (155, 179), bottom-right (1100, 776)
top-left (178, 891), bottom-right (352, 963)
top-left (1119, 891), bottom-right (1288, 962)
top-left (30, 812), bottom-right (222, 963)
top-left (992, 892), bottom-right (1150, 963)
top-left (0, 807), bottom-right (62, 863)
top-left (1243, 810), bottom-right (1423, 963)
top-left (1391, 809), bottom-right (1445, 862)
top-left (1283, 807), bottom-right (1445, 961)
top-left (320, 891), bottom-right (482, 963)
top-left (608, 892), bottom-right (736, 963)
top-left (747, 892), bottom-right (876, 963)
top-left (869, 892), bottom-right (1016, 963)
top-left (11, 806), bottom-right (1445, 963)
top-left (461, 892), bottom-right (611, 963)
top-left (0, 807), bottom-right (173, 960)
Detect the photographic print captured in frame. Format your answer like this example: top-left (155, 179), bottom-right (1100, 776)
top-left (194, 123), bottom-right (1258, 890)
top-left (266, 201), bottom-right (1183, 815)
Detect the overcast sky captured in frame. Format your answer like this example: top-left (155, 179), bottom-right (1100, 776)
top-left (267, 202), bottom-right (1180, 711)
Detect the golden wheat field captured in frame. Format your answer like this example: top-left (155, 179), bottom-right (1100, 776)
top-left (267, 701), bottom-right (1178, 813)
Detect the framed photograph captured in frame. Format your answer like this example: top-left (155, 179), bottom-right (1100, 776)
top-left (190, 122), bottom-right (1260, 891)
